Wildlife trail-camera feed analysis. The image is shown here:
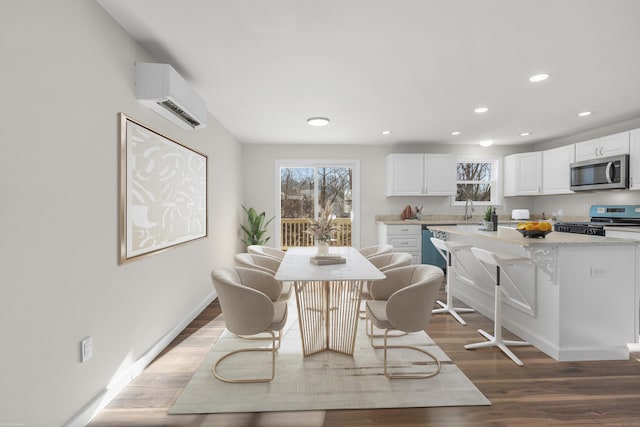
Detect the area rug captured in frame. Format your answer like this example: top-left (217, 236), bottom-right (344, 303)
top-left (170, 300), bottom-right (490, 414)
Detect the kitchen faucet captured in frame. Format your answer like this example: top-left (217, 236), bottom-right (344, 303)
top-left (464, 199), bottom-right (475, 221)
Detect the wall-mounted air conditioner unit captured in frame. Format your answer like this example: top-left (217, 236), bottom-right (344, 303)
top-left (135, 62), bottom-right (207, 130)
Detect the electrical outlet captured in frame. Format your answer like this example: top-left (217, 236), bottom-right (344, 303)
top-left (81, 336), bottom-right (93, 363)
top-left (590, 267), bottom-right (606, 278)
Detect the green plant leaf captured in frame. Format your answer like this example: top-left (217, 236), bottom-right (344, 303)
top-left (241, 205), bottom-right (275, 246)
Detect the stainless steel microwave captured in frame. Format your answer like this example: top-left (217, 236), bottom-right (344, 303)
top-left (570, 154), bottom-right (629, 191)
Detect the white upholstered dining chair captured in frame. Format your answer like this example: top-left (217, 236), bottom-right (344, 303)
top-left (367, 252), bottom-right (413, 272)
top-left (358, 244), bottom-right (394, 259)
top-left (365, 264), bottom-right (444, 379)
top-left (234, 252), bottom-right (292, 300)
top-left (210, 266), bottom-right (288, 383)
top-left (247, 245), bottom-right (286, 261)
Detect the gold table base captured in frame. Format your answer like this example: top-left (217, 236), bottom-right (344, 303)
top-left (293, 280), bottom-right (364, 356)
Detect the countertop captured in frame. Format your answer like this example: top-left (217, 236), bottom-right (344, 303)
top-left (378, 220), bottom-right (462, 225)
top-left (428, 224), bottom-right (639, 247)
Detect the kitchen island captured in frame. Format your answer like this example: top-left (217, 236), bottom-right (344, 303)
top-left (429, 225), bottom-right (639, 361)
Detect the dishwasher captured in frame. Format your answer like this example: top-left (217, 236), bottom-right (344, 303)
top-left (421, 225), bottom-right (447, 270)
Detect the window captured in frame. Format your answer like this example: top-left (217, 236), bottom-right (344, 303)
top-left (454, 158), bottom-right (499, 205)
top-left (276, 160), bottom-right (360, 250)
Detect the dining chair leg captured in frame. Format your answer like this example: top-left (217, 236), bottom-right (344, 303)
top-left (212, 330), bottom-right (278, 383)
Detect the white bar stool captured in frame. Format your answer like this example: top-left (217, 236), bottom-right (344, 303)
top-left (466, 247), bottom-right (531, 366)
top-left (430, 237), bottom-right (475, 325)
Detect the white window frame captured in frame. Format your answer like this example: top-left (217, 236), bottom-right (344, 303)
top-left (452, 157), bottom-right (501, 206)
top-left (275, 159), bottom-right (360, 249)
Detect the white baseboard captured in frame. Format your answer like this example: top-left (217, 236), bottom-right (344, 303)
top-left (64, 291), bottom-right (217, 427)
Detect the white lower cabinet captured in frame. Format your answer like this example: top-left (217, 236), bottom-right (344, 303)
top-left (377, 223), bottom-right (421, 264)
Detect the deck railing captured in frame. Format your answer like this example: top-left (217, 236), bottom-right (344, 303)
top-left (280, 218), bottom-right (352, 250)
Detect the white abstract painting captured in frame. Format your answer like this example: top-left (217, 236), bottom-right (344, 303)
top-left (120, 114), bottom-right (207, 262)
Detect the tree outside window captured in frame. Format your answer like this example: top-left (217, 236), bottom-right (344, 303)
top-left (280, 167), bottom-right (352, 219)
top-left (456, 160), bottom-right (496, 204)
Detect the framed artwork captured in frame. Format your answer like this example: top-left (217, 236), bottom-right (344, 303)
top-left (119, 113), bottom-right (207, 263)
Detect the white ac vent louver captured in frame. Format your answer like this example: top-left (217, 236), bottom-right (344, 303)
top-left (135, 63), bottom-right (207, 130)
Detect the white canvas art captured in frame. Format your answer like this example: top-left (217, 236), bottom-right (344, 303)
top-left (120, 113), bottom-right (207, 263)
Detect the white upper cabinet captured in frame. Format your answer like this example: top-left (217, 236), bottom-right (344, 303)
top-left (542, 144), bottom-right (575, 195)
top-left (574, 131), bottom-right (630, 162)
top-left (386, 153), bottom-right (456, 196)
top-left (386, 154), bottom-right (424, 196)
top-left (503, 152), bottom-right (542, 196)
top-left (628, 128), bottom-right (640, 190)
top-left (424, 154), bottom-right (457, 196)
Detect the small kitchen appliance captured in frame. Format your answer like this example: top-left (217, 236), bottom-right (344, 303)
top-left (554, 205), bottom-right (640, 236)
top-left (511, 209), bottom-right (530, 220)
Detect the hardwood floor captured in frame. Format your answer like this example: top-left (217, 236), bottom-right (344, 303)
top-left (89, 283), bottom-right (640, 427)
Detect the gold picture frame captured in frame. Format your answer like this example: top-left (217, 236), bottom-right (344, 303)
top-left (119, 113), bottom-right (207, 263)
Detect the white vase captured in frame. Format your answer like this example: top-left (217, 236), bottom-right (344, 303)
top-left (316, 240), bottom-right (330, 257)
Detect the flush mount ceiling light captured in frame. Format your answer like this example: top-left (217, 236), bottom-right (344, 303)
top-left (381, 130), bottom-right (392, 135)
top-left (520, 132), bottom-right (532, 136)
top-left (451, 131), bottom-right (461, 136)
top-left (307, 117), bottom-right (330, 127)
top-left (479, 140), bottom-right (494, 147)
top-left (578, 111), bottom-right (593, 117)
top-left (474, 106), bottom-right (489, 113)
top-left (529, 73), bottom-right (550, 82)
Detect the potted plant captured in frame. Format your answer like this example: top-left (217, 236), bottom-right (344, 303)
top-left (241, 206), bottom-right (274, 248)
top-left (481, 206), bottom-right (493, 230)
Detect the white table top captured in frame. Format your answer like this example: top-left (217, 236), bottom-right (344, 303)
top-left (274, 246), bottom-right (386, 282)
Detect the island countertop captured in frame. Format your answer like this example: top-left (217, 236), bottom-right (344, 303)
top-left (428, 224), bottom-right (639, 247)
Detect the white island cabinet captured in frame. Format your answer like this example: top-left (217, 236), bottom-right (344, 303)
top-left (429, 225), bottom-right (639, 361)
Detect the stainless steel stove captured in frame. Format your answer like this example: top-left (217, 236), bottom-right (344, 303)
top-left (554, 205), bottom-right (640, 236)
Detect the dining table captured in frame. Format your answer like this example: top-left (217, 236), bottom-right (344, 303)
top-left (274, 246), bottom-right (385, 356)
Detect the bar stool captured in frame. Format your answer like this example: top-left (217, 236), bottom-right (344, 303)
top-left (466, 247), bottom-right (531, 366)
top-left (430, 237), bottom-right (475, 325)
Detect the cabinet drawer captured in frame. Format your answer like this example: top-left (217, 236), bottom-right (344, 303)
top-left (388, 237), bottom-right (421, 251)
top-left (386, 224), bottom-right (421, 236)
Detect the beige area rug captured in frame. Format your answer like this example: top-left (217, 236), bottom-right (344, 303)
top-left (170, 300), bottom-right (491, 414)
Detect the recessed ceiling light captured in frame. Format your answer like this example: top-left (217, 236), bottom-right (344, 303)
top-left (529, 73), bottom-right (550, 82)
top-left (578, 111), bottom-right (592, 117)
top-left (451, 131), bottom-right (461, 136)
top-left (381, 130), bottom-right (392, 135)
top-left (479, 140), bottom-right (494, 147)
top-left (307, 117), bottom-right (330, 127)
top-left (520, 132), bottom-right (531, 136)
top-left (474, 107), bottom-right (489, 114)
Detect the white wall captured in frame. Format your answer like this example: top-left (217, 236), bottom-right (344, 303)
top-left (0, 2), bottom-right (242, 426)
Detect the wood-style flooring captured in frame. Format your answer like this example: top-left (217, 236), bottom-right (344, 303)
top-left (89, 283), bottom-right (640, 427)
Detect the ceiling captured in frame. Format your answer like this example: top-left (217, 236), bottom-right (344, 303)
top-left (96, 0), bottom-right (640, 146)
